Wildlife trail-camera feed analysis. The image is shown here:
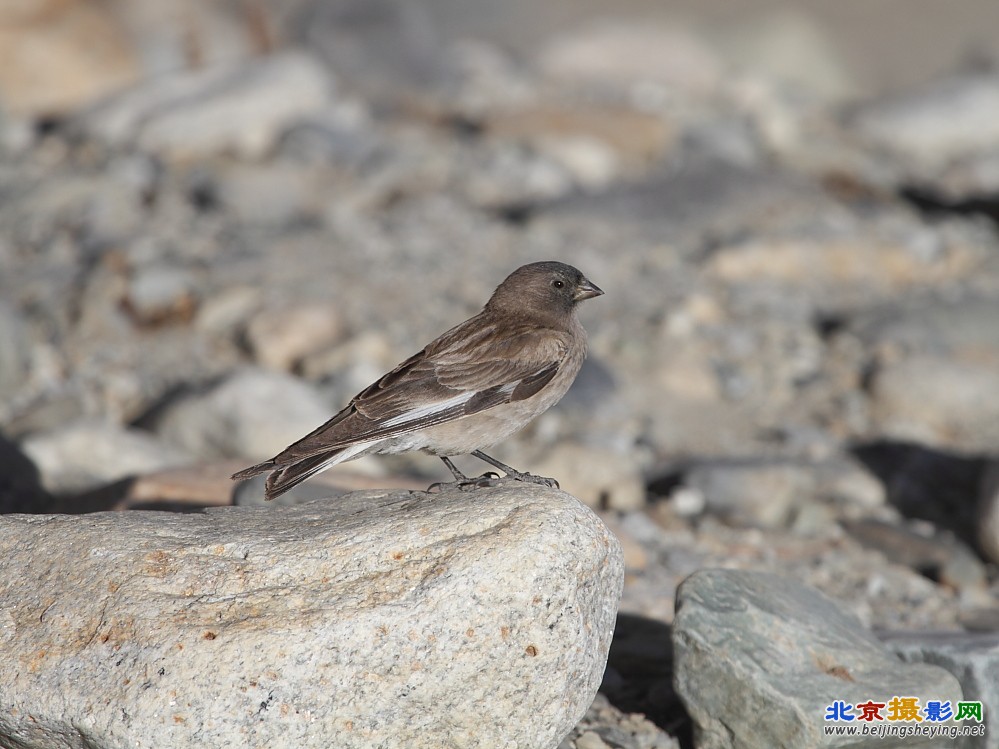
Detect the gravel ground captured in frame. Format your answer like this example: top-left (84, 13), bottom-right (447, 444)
top-left (2, 2), bottom-right (999, 747)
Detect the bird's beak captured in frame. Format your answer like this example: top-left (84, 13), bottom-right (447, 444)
top-left (574, 278), bottom-right (604, 301)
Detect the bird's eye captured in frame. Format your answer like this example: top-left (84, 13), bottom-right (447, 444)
top-left (552, 279), bottom-right (564, 289)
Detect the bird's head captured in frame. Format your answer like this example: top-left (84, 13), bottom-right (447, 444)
top-left (487, 261), bottom-right (603, 319)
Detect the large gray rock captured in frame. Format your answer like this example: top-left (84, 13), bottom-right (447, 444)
top-left (847, 72), bottom-right (999, 198)
top-left (673, 569), bottom-right (963, 749)
top-left (868, 355), bottom-right (999, 452)
top-left (76, 52), bottom-right (333, 159)
top-left (20, 419), bottom-right (191, 495)
top-left (152, 368), bottom-right (331, 461)
top-left (0, 484), bottom-right (623, 749)
top-left (850, 73), bottom-right (999, 167)
top-left (881, 631), bottom-right (999, 749)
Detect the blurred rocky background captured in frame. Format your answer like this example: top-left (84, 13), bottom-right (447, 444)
top-left (3, 1), bottom-right (999, 747)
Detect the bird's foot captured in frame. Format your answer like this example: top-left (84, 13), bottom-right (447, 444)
top-left (506, 471), bottom-right (560, 489)
top-left (426, 472), bottom-right (558, 491)
top-left (466, 450), bottom-right (560, 489)
top-left (427, 472), bottom-right (501, 493)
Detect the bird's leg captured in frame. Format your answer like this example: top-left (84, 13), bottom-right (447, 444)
top-left (427, 456), bottom-right (501, 493)
top-left (442, 456), bottom-right (501, 485)
top-left (441, 456), bottom-right (470, 482)
top-left (470, 450), bottom-right (560, 489)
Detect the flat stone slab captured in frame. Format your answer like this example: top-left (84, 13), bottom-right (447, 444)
top-left (881, 631), bottom-right (999, 749)
top-left (672, 569), bottom-right (963, 749)
top-left (0, 484), bottom-right (623, 749)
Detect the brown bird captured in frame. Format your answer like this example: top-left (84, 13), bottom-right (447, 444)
top-left (231, 261), bottom-right (603, 500)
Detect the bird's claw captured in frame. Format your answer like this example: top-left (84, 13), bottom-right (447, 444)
top-left (518, 473), bottom-right (559, 489)
top-left (427, 472), bottom-right (502, 493)
top-left (455, 472), bottom-right (502, 491)
top-left (495, 468), bottom-right (560, 489)
top-left (428, 471), bottom-right (559, 492)
top-left (468, 471), bottom-right (501, 489)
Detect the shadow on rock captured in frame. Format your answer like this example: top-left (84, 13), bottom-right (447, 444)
top-left (851, 439), bottom-right (985, 551)
top-left (601, 613), bottom-right (692, 749)
top-left (0, 430), bottom-right (54, 514)
top-left (0, 431), bottom-right (191, 515)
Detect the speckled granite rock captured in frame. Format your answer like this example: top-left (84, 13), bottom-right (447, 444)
top-left (0, 484), bottom-right (623, 749)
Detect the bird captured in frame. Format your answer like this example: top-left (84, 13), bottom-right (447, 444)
top-left (231, 261), bottom-right (603, 500)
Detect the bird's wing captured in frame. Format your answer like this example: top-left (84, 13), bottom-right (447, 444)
top-left (263, 318), bottom-right (568, 466)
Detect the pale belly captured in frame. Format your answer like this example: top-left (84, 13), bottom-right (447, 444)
top-left (375, 394), bottom-right (555, 457)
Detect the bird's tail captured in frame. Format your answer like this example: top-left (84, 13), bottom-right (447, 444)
top-left (232, 438), bottom-right (379, 501)
top-left (262, 451), bottom-right (345, 501)
top-left (230, 447), bottom-right (360, 501)
top-left (230, 460), bottom-right (275, 483)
